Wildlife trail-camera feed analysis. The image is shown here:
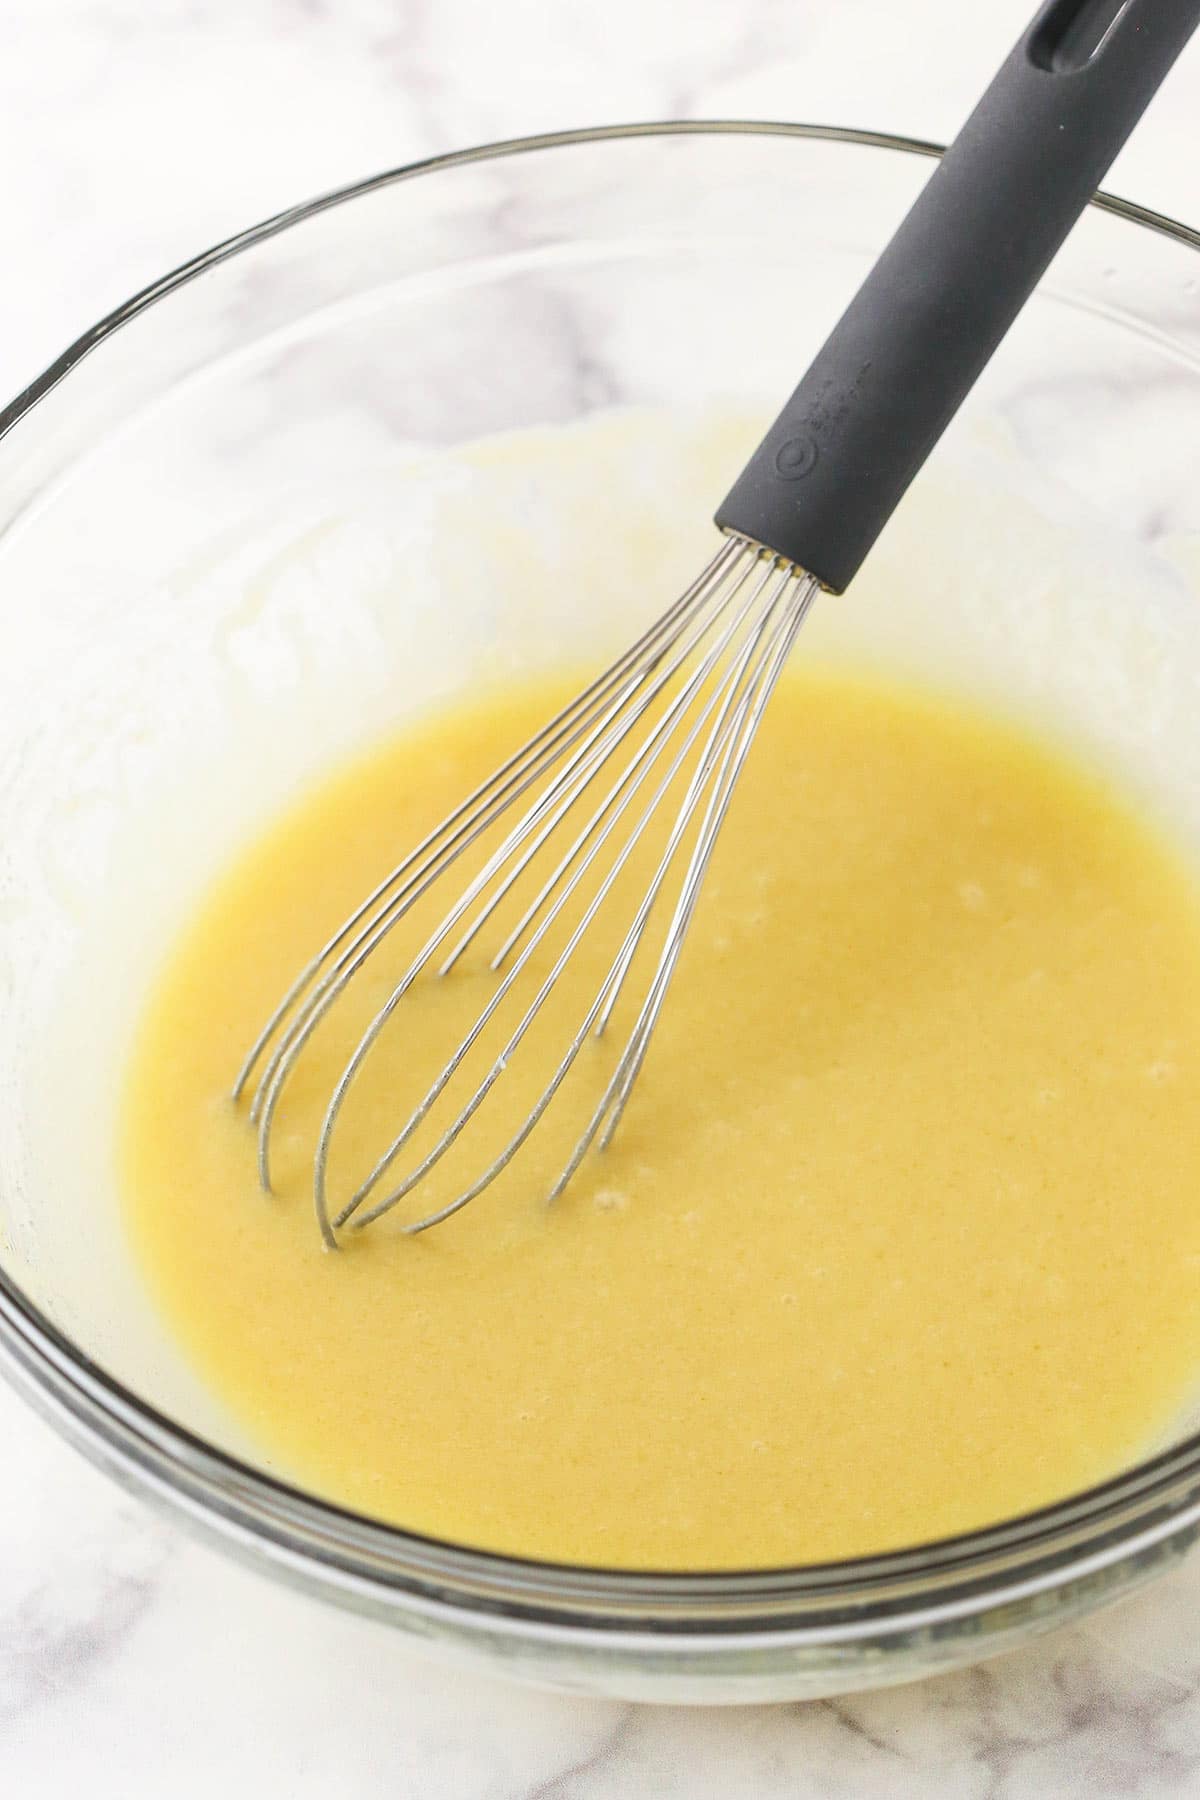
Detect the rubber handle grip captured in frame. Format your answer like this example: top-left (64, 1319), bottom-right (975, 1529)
top-left (715, 0), bottom-right (1200, 591)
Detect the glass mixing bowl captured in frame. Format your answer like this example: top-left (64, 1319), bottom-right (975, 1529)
top-left (1, 123), bottom-right (1199, 1706)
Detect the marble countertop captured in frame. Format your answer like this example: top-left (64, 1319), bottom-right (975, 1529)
top-left (2, 1), bottom-right (1200, 1793)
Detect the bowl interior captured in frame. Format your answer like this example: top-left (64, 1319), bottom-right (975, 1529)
top-left (1, 126), bottom-right (1199, 1529)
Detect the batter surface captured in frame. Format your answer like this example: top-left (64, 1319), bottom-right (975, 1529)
top-left (121, 670), bottom-right (1200, 1568)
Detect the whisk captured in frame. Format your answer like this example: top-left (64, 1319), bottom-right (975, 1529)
top-left (234, 0), bottom-right (1199, 1245)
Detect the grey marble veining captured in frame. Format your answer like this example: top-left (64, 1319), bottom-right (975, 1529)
top-left (2, 1), bottom-right (1200, 1793)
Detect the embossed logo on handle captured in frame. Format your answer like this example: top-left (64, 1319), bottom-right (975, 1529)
top-left (773, 435), bottom-right (818, 480)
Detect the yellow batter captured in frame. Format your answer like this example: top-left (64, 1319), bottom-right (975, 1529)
top-left (120, 670), bottom-right (1200, 1568)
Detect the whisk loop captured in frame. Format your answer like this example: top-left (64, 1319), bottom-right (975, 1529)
top-left (233, 534), bottom-right (818, 1244)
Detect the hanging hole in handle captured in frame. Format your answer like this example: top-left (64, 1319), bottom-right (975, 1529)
top-left (1029, 0), bottom-right (1134, 72)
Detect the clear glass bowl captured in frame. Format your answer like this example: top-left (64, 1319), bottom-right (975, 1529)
top-left (1, 123), bottom-right (1199, 1705)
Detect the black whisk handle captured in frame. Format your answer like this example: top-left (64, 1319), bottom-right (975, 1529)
top-left (716, 0), bottom-right (1200, 592)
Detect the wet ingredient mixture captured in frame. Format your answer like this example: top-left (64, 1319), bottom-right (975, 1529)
top-left (121, 670), bottom-right (1200, 1567)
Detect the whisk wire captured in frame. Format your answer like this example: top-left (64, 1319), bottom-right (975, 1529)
top-left (433, 543), bottom-right (765, 979)
top-left (302, 548), bottom-right (770, 1234)
top-left (233, 536), bottom-right (742, 1106)
top-left (324, 550), bottom-right (783, 1237)
top-left (235, 533), bottom-right (819, 1242)
top-left (552, 569), bottom-right (817, 1200)
top-left (594, 571), bottom-right (818, 1153)
top-left (339, 559), bottom-right (816, 1237)
top-left (246, 538), bottom-right (751, 1186)
top-left (330, 557), bottom-right (800, 1235)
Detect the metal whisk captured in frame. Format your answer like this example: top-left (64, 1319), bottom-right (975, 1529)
top-left (236, 536), bottom-right (817, 1243)
top-left (233, 0), bottom-right (1200, 1243)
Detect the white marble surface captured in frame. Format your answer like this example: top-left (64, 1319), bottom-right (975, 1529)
top-left (2, 0), bottom-right (1200, 1793)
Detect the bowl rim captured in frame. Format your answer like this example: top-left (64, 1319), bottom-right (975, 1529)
top-left (2, 117), bottom-right (1200, 1641)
